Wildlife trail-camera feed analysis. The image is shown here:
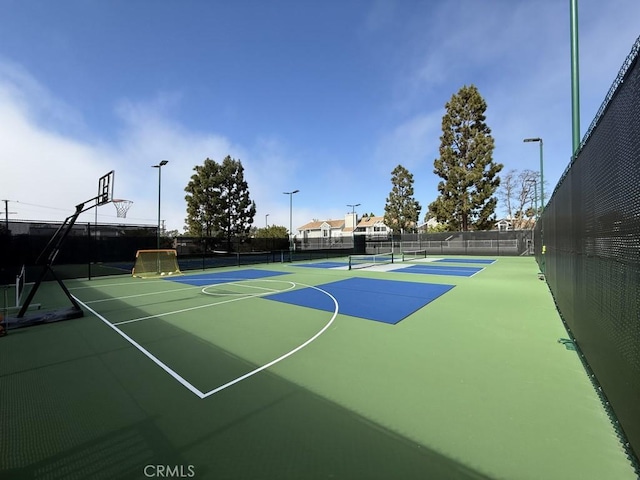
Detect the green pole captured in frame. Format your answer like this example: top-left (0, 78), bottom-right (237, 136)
top-left (152, 160), bottom-right (168, 274)
top-left (533, 181), bottom-right (538, 220)
top-left (157, 166), bottom-right (162, 249)
top-left (283, 190), bottom-right (299, 257)
top-left (570, 0), bottom-right (581, 155)
top-left (539, 139), bottom-right (544, 211)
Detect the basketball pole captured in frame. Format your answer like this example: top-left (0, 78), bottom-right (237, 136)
top-left (7, 171), bottom-right (113, 326)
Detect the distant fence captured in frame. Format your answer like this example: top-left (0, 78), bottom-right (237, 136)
top-left (0, 221), bottom-right (351, 282)
top-left (0, 221), bottom-right (159, 283)
top-left (1, 219), bottom-right (533, 285)
top-left (535, 36), bottom-right (640, 467)
top-left (365, 230), bottom-right (533, 256)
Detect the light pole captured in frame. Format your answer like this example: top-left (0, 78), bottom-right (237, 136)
top-left (527, 179), bottom-right (538, 220)
top-left (347, 203), bottom-right (360, 229)
top-left (523, 138), bottom-right (544, 212)
top-left (152, 160), bottom-right (169, 249)
top-left (283, 190), bottom-right (299, 252)
top-left (523, 140), bottom-right (545, 275)
top-left (265, 213), bottom-right (270, 229)
top-left (570, 0), bottom-right (580, 155)
top-left (347, 203), bottom-right (360, 230)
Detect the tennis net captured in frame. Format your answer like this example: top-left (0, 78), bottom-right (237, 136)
top-left (402, 249), bottom-right (427, 261)
top-left (348, 253), bottom-right (394, 270)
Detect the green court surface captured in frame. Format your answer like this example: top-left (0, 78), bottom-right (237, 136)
top-left (1, 257), bottom-right (636, 480)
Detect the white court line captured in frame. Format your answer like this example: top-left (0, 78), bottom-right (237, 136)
top-left (83, 285), bottom-right (198, 304)
top-left (73, 295), bottom-right (206, 398)
top-left (69, 279), bottom-right (168, 290)
top-left (469, 268), bottom-right (485, 277)
top-left (79, 278), bottom-right (283, 306)
top-left (113, 281), bottom-right (296, 326)
top-left (73, 280), bottom-right (339, 398)
top-left (200, 282), bottom-right (339, 398)
top-left (69, 277), bottom-right (263, 291)
top-left (211, 281), bottom-right (282, 293)
top-left (112, 292), bottom-right (273, 326)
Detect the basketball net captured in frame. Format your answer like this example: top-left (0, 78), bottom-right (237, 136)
top-left (112, 199), bottom-right (133, 218)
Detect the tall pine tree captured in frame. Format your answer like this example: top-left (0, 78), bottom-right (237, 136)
top-left (184, 156), bottom-right (256, 248)
top-left (429, 85), bottom-right (502, 231)
top-left (384, 165), bottom-right (422, 234)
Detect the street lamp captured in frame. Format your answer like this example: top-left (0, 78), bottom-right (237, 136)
top-left (347, 203), bottom-right (360, 229)
top-left (265, 213), bottom-right (270, 228)
top-left (283, 190), bottom-right (299, 252)
top-left (152, 160), bottom-right (169, 249)
top-left (523, 138), bottom-right (544, 212)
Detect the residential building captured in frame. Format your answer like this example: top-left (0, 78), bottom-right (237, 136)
top-left (297, 213), bottom-right (391, 241)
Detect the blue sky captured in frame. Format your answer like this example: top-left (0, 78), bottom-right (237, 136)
top-left (1, 0), bottom-right (639, 233)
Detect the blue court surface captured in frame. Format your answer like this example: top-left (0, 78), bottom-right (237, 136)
top-left (434, 258), bottom-right (496, 265)
top-left (397, 264), bottom-right (483, 277)
top-left (165, 269), bottom-right (290, 286)
top-left (265, 277), bottom-right (454, 324)
top-left (295, 261), bottom-right (348, 269)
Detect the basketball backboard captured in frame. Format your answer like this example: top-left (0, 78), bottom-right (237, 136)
top-left (97, 170), bottom-right (115, 205)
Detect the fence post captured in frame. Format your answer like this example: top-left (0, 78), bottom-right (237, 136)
top-left (87, 222), bottom-right (92, 280)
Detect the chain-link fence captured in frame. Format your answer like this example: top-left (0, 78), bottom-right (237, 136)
top-left (536, 36), bottom-right (640, 467)
top-left (365, 230), bottom-right (533, 256)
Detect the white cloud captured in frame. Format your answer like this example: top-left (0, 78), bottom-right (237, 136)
top-left (373, 112), bottom-right (442, 175)
top-left (0, 62), bottom-right (312, 234)
top-left (0, 66), bottom-right (113, 222)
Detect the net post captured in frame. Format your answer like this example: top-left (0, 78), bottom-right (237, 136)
top-left (15, 268), bottom-right (21, 307)
top-left (1, 285), bottom-right (8, 337)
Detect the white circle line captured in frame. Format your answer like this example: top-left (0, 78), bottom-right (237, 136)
top-left (200, 281), bottom-right (339, 398)
top-left (201, 279), bottom-right (296, 297)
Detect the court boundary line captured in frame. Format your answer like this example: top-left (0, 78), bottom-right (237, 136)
top-left (72, 295), bottom-right (206, 398)
top-left (82, 285), bottom-right (198, 304)
top-left (397, 264), bottom-right (484, 277)
top-left (112, 280), bottom-right (297, 326)
top-left (71, 280), bottom-right (339, 399)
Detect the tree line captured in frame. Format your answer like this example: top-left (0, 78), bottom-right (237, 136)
top-left (181, 84), bottom-right (540, 239)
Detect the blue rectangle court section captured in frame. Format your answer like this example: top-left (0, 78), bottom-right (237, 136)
top-left (397, 264), bottom-right (483, 277)
top-left (265, 277), bottom-right (454, 325)
top-left (434, 258), bottom-right (496, 265)
top-left (164, 269), bottom-right (290, 286)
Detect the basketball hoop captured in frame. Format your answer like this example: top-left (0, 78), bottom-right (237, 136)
top-left (112, 199), bottom-right (133, 218)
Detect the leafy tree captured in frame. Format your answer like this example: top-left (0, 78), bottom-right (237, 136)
top-left (426, 223), bottom-right (449, 233)
top-left (383, 165), bottom-right (422, 233)
top-left (429, 85), bottom-right (502, 231)
top-left (184, 156), bottom-right (256, 248)
top-left (254, 225), bottom-right (289, 238)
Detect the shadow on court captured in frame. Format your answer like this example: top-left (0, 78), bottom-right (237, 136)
top-left (0, 280), bottom-right (492, 480)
